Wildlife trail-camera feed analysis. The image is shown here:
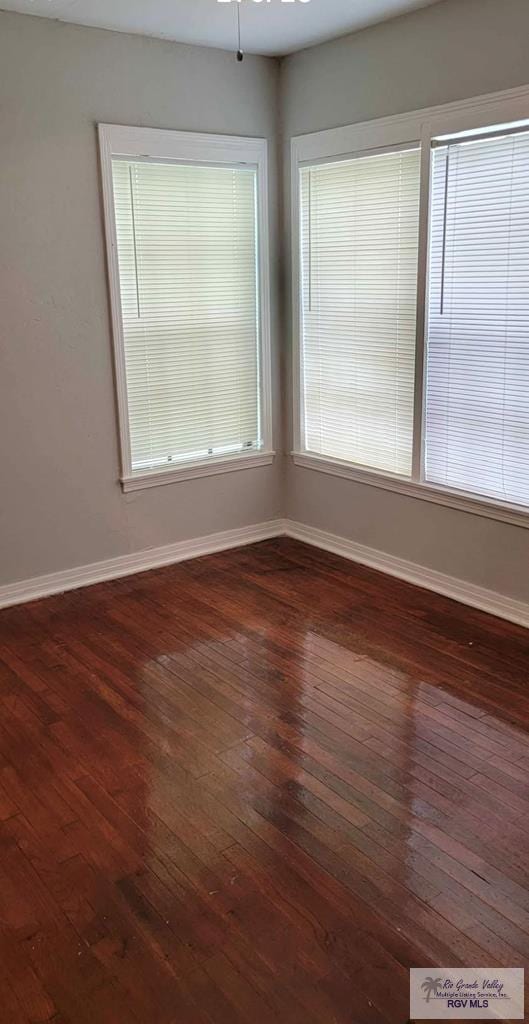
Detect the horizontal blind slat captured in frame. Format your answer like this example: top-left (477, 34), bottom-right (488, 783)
top-left (300, 148), bottom-right (421, 476)
top-left (425, 131), bottom-right (529, 505)
top-left (112, 159), bottom-right (261, 471)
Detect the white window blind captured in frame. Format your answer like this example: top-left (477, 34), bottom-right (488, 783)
top-left (300, 147), bottom-right (421, 476)
top-left (426, 131), bottom-right (529, 506)
top-left (111, 158), bottom-right (261, 473)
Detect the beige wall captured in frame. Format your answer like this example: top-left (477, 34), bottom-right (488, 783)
top-left (281, 0), bottom-right (529, 603)
top-left (3, 0), bottom-right (529, 603)
top-left (0, 11), bottom-right (281, 585)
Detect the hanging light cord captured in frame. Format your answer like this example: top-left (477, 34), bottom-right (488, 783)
top-left (236, 3), bottom-right (243, 62)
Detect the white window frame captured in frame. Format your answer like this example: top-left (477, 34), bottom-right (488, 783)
top-left (99, 124), bottom-right (274, 492)
top-left (291, 84), bottom-right (529, 530)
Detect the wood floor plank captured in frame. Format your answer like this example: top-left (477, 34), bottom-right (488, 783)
top-left (0, 537), bottom-right (528, 1021)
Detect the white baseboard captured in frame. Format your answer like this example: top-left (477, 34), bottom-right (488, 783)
top-left (283, 520), bottom-right (529, 630)
top-left (1, 516), bottom-right (527, 629)
top-left (0, 520), bottom-right (284, 610)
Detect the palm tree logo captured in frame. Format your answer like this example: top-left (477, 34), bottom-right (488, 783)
top-left (421, 977), bottom-right (443, 1003)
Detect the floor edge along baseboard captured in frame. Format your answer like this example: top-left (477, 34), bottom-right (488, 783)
top-left (284, 520), bottom-right (529, 630)
top-left (0, 516), bottom-right (527, 629)
top-left (0, 520), bottom-right (285, 610)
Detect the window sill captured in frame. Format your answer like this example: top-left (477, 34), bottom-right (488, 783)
top-left (292, 451), bottom-right (529, 530)
top-left (122, 450), bottom-right (275, 493)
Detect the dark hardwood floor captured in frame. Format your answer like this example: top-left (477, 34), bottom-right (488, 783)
top-left (0, 537), bottom-right (529, 1023)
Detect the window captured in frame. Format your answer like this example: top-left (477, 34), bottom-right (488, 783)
top-left (99, 125), bottom-right (273, 490)
top-left (292, 96), bottom-right (529, 525)
top-left (425, 129), bottom-right (529, 506)
top-left (300, 147), bottom-right (421, 476)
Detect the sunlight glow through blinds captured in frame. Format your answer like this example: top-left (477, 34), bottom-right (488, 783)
top-left (300, 147), bottom-right (421, 476)
top-left (426, 132), bottom-right (529, 506)
top-left (112, 159), bottom-right (261, 472)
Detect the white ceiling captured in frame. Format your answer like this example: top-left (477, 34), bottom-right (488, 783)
top-left (1, 0), bottom-right (442, 57)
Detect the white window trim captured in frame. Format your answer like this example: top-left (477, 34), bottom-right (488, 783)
top-left (99, 123), bottom-right (274, 491)
top-left (291, 82), bottom-right (529, 531)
